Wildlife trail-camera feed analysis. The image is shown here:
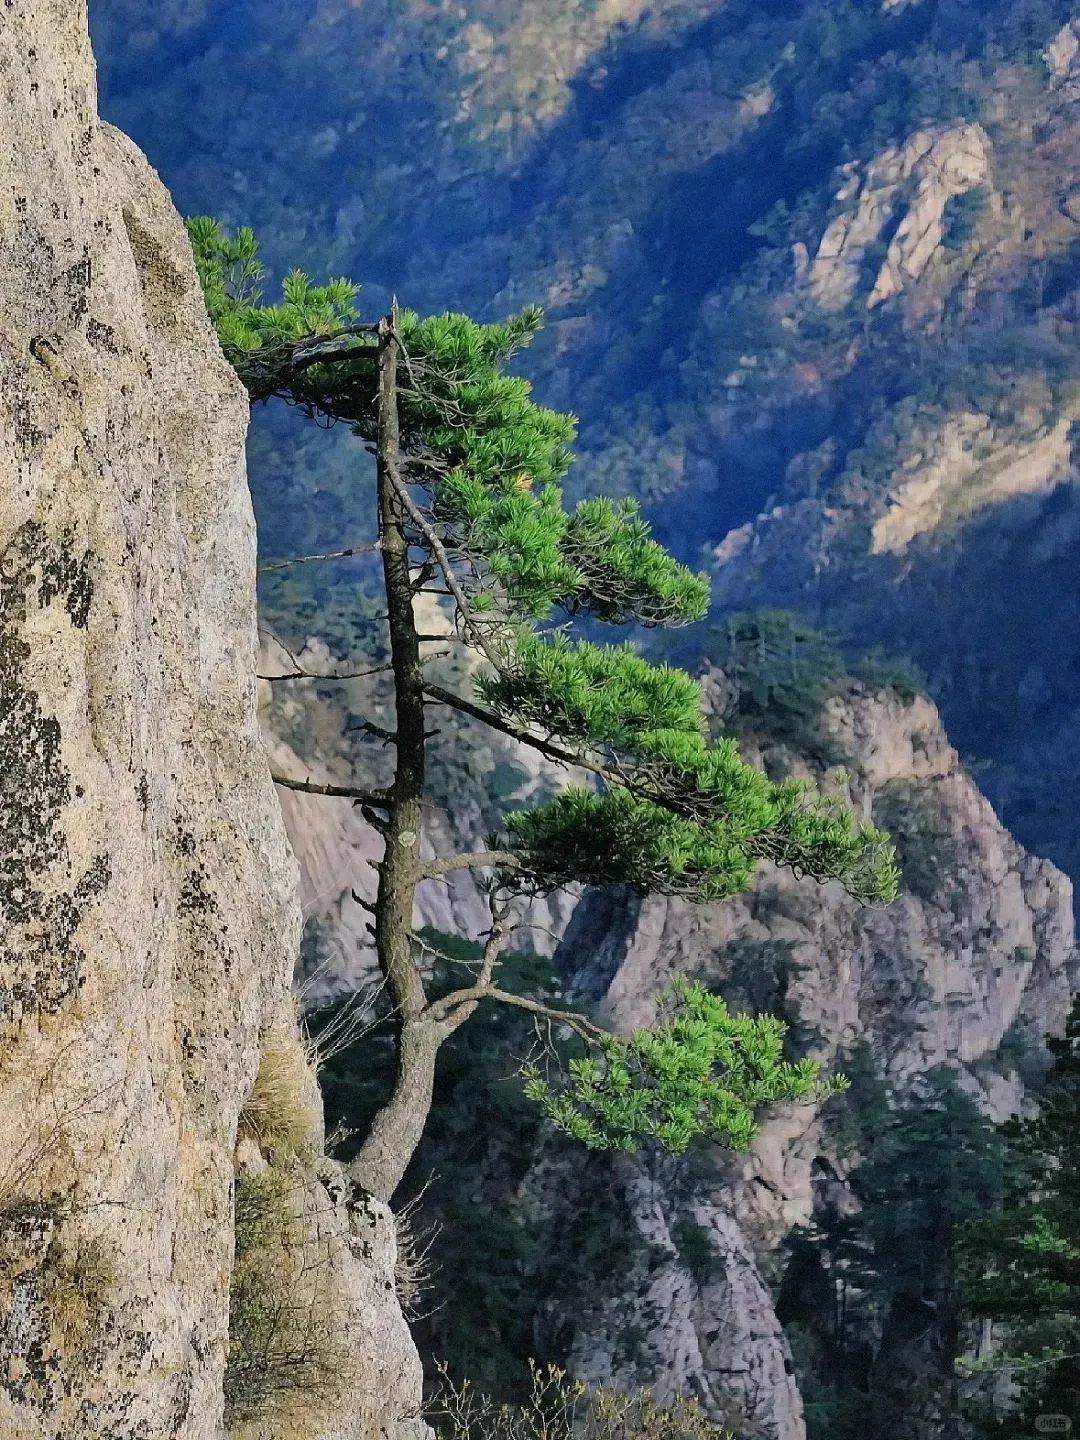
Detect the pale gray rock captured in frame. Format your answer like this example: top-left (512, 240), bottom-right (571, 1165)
top-left (0, 5), bottom-right (423, 1435)
top-left (808, 126), bottom-right (989, 312)
top-left (567, 1169), bottom-right (805, 1440)
top-left (259, 631), bottom-right (579, 1007)
top-left (550, 684), bottom-right (1075, 1440)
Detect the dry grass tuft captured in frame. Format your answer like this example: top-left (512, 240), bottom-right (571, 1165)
top-left (433, 1362), bottom-right (736, 1440)
top-left (41, 1232), bottom-right (116, 1352)
top-left (393, 1188), bottom-right (439, 1318)
top-left (239, 1037), bottom-right (315, 1158)
top-left (225, 1161), bottom-right (352, 1440)
top-left (0, 1198), bottom-right (115, 1365)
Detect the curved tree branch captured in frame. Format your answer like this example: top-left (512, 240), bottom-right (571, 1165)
top-left (416, 849), bottom-right (523, 881)
top-left (427, 983), bottom-right (602, 1044)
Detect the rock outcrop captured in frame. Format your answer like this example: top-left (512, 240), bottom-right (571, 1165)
top-left (259, 628), bottom-right (578, 1005)
top-left (537, 684), bottom-right (1075, 1440)
top-left (0, 6), bottom-right (421, 1436)
top-left (808, 125), bottom-right (989, 312)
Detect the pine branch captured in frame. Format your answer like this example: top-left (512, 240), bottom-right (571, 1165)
top-left (258, 662), bottom-right (392, 682)
top-left (426, 905), bottom-right (513, 1037)
top-left (427, 983), bottom-right (602, 1044)
top-left (416, 850), bottom-right (523, 881)
top-left (283, 326), bottom-right (381, 378)
top-left (271, 772), bottom-right (389, 805)
top-left (422, 681), bottom-right (612, 783)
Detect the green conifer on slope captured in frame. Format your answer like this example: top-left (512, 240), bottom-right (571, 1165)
top-left (958, 1004), bottom-right (1080, 1430)
top-left (189, 218), bottom-right (898, 1202)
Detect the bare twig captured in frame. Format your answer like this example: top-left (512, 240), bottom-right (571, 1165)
top-left (350, 718), bottom-right (397, 744)
top-left (415, 850), bottom-right (522, 882)
top-left (258, 663), bottom-right (392, 682)
top-left (384, 459), bottom-right (507, 674)
top-left (258, 542), bottom-right (381, 573)
top-left (271, 773), bottom-right (390, 805)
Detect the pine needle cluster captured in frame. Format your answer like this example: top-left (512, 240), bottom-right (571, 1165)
top-left (523, 979), bottom-right (845, 1154)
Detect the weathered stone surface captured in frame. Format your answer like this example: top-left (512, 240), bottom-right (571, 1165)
top-left (259, 628), bottom-right (578, 1006)
top-left (1046, 20), bottom-right (1080, 90)
top-left (808, 125), bottom-right (989, 312)
top-left (547, 684), bottom-right (1075, 1440)
top-left (565, 1167), bottom-right (805, 1440)
top-left (0, 5), bottom-right (423, 1436)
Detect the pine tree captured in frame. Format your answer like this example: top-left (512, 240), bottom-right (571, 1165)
top-left (958, 1002), bottom-right (1080, 1429)
top-left (189, 219), bottom-right (899, 1201)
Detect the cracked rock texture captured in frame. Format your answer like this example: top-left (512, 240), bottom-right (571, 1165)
top-left (536, 685), bottom-right (1075, 1440)
top-left (259, 626), bottom-right (578, 1007)
top-left (809, 125), bottom-right (989, 312)
top-left (0, 4), bottom-right (422, 1436)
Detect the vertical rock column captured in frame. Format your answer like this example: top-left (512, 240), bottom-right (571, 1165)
top-left (0, 1), bottom-right (303, 1433)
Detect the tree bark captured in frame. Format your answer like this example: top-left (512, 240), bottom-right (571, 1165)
top-left (348, 1015), bottom-right (443, 1203)
top-left (348, 304), bottom-right (434, 1203)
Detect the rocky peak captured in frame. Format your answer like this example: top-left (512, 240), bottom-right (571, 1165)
top-left (808, 125), bottom-right (990, 313)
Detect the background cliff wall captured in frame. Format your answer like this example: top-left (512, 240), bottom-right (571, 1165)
top-left (293, 670), bottom-right (1074, 1440)
top-left (535, 682), bottom-right (1074, 1440)
top-left (0, 6), bottom-right (421, 1436)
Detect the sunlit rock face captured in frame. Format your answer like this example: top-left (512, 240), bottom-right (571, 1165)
top-left (539, 684), bottom-right (1074, 1440)
top-left (0, 5), bottom-right (423, 1435)
top-left (258, 627), bottom-right (579, 1007)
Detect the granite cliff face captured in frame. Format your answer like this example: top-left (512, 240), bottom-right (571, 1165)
top-left (259, 623), bottom-right (577, 1005)
top-left (330, 677), bottom-right (1069, 1440)
top-left (541, 685), bottom-right (1073, 1440)
top-left (0, 6), bottom-right (421, 1436)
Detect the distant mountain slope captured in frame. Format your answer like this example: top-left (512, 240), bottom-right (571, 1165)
top-left (89, 0), bottom-right (1080, 891)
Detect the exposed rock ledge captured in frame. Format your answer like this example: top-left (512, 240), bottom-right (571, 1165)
top-left (0, 5), bottom-right (421, 1436)
top-left (809, 125), bottom-right (989, 312)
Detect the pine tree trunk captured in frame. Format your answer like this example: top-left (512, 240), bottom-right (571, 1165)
top-left (348, 1016), bottom-right (442, 1202)
top-left (348, 303), bottom-right (435, 1203)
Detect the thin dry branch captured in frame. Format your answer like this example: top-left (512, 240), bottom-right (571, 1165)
top-left (384, 460), bottom-right (507, 674)
top-left (271, 773), bottom-right (390, 805)
top-left (258, 542), bottom-right (381, 573)
top-left (415, 850), bottom-right (522, 882)
top-left (258, 662), bottom-right (392, 682)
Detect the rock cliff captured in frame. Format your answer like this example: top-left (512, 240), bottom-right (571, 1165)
top-left (259, 624), bottom-right (577, 1005)
top-left (529, 682), bottom-right (1074, 1440)
top-left (0, 6), bottom-right (421, 1436)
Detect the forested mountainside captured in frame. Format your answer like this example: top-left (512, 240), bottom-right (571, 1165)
top-left (90, 0), bottom-right (1080, 903)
